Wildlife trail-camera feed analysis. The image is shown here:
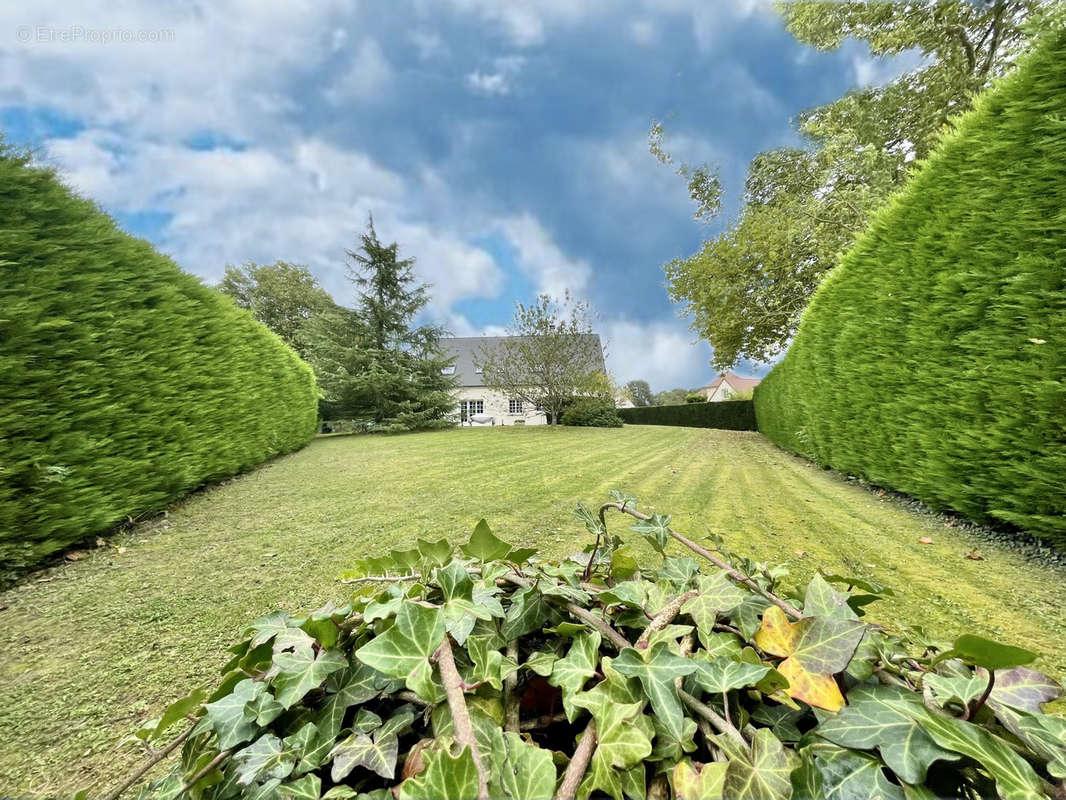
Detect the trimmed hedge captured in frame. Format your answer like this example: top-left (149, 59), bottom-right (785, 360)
top-left (560, 397), bottom-right (624, 427)
top-left (0, 144), bottom-right (319, 578)
top-left (619, 400), bottom-right (756, 430)
top-left (755, 27), bottom-right (1066, 546)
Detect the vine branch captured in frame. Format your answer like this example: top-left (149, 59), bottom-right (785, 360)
top-left (554, 720), bottom-right (596, 800)
top-left (101, 722), bottom-right (197, 800)
top-left (434, 635), bottom-right (489, 800)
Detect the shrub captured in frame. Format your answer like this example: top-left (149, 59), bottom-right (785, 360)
top-left (561, 397), bottom-right (623, 427)
top-left (0, 144), bottom-right (318, 579)
top-left (125, 496), bottom-right (1066, 800)
top-left (684, 393), bottom-right (707, 403)
top-left (755, 27), bottom-right (1066, 548)
top-left (619, 400), bottom-right (756, 430)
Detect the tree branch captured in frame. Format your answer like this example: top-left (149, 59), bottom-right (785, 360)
top-left (435, 636), bottom-right (489, 799)
top-left (180, 749), bottom-right (232, 794)
top-left (102, 722), bottom-right (198, 800)
top-left (504, 640), bottom-right (521, 733)
top-left (554, 720), bottom-right (597, 800)
top-left (636, 590), bottom-right (699, 649)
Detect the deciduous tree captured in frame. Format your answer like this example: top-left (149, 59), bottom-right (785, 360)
top-left (625, 380), bottom-right (654, 407)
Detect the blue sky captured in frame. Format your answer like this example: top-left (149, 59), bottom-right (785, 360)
top-left (1, 1), bottom-right (913, 391)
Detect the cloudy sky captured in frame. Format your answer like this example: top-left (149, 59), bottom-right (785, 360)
top-left (1, 1), bottom-right (913, 391)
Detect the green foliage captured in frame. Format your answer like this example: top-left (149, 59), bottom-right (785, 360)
top-left (300, 217), bottom-right (457, 432)
top-left (0, 143), bottom-right (318, 580)
top-left (560, 397), bottom-right (623, 428)
top-left (684, 393), bottom-right (707, 404)
top-left (218, 261), bottom-right (336, 356)
top-left (658, 1), bottom-right (1049, 367)
top-left (619, 400), bottom-right (756, 431)
top-left (755, 27), bottom-right (1066, 547)
top-left (125, 495), bottom-right (1066, 800)
top-left (625, 379), bottom-right (654, 407)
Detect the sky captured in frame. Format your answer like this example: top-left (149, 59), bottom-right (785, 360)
top-left (1, 1), bottom-right (915, 392)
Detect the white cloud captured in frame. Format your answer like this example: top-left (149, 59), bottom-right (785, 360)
top-left (465, 55), bottom-right (524, 96)
top-left (324, 38), bottom-right (393, 104)
top-left (603, 317), bottom-right (714, 392)
top-left (495, 214), bottom-right (591, 298)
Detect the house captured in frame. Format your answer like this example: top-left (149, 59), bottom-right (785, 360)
top-left (440, 335), bottom-right (607, 425)
top-left (697, 371), bottom-right (761, 402)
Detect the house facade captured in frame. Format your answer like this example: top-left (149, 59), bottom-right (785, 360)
top-left (697, 371), bottom-right (761, 402)
top-left (440, 335), bottom-right (607, 426)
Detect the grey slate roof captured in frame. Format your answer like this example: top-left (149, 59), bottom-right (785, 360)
top-left (440, 335), bottom-right (606, 387)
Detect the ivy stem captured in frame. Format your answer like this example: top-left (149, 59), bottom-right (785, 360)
top-left (101, 722), bottom-right (198, 800)
top-left (434, 635), bottom-right (489, 800)
top-left (636, 590), bottom-right (699, 649)
top-left (599, 502), bottom-right (804, 619)
top-left (554, 720), bottom-right (597, 800)
top-left (678, 689), bottom-right (748, 750)
top-left (970, 670), bottom-right (996, 719)
top-left (504, 640), bottom-right (520, 732)
top-left (180, 749), bottom-right (232, 794)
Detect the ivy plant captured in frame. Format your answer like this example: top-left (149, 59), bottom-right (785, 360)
top-left (110, 495), bottom-right (1066, 800)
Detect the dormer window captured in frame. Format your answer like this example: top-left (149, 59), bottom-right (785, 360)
top-left (475, 367), bottom-right (483, 374)
top-left (441, 366), bottom-right (456, 375)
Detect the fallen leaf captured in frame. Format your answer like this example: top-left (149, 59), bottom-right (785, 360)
top-left (1028, 338), bottom-right (1046, 345)
top-left (96, 537), bottom-right (107, 547)
top-left (117, 546), bottom-right (128, 554)
top-left (918, 537), bottom-right (933, 545)
top-left (965, 551), bottom-right (984, 561)
top-left (66, 551), bottom-right (87, 561)
top-left (794, 550), bottom-right (808, 558)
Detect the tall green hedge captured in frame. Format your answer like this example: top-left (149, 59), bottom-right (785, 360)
top-left (755, 27), bottom-right (1066, 546)
top-left (0, 144), bottom-right (319, 577)
top-left (619, 400), bottom-right (756, 430)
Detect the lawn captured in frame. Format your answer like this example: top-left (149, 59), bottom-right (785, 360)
top-left (2, 426), bottom-right (1064, 797)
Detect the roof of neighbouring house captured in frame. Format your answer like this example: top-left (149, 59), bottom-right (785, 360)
top-left (701, 371), bottom-right (762, 394)
top-left (440, 335), bottom-right (607, 387)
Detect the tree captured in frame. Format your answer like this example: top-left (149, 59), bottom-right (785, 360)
top-left (301, 217), bottom-right (457, 431)
top-left (476, 293), bottom-right (606, 426)
top-left (625, 379), bottom-right (654, 407)
top-left (217, 261), bottom-right (335, 355)
top-left (656, 0), bottom-right (1048, 368)
top-left (653, 388), bottom-right (690, 406)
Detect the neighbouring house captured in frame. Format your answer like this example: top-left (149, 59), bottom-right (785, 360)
top-left (440, 335), bottom-right (607, 426)
top-left (697, 371), bottom-right (761, 402)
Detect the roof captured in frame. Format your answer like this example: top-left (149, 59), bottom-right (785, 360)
top-left (701, 371), bottom-right (762, 394)
top-left (440, 335), bottom-right (606, 387)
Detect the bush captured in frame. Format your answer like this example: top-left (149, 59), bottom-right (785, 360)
top-left (754, 27), bottom-right (1066, 547)
top-left (684, 393), bottom-right (707, 403)
top-left (126, 497), bottom-right (1066, 800)
top-left (561, 397), bottom-right (623, 427)
top-left (620, 400), bottom-right (756, 430)
top-left (0, 144), bottom-right (318, 579)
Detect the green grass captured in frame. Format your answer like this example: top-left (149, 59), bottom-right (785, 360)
top-left (2, 426), bottom-right (1064, 797)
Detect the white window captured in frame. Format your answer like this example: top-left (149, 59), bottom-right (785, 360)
top-left (460, 400), bottom-right (484, 416)
top-left (509, 399), bottom-right (523, 414)
top-left (441, 366), bottom-right (456, 375)
top-left (475, 367), bottom-right (483, 374)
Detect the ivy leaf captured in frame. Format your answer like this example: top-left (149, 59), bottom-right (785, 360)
top-left (936, 634), bottom-right (1037, 672)
top-left (659, 557), bottom-right (700, 589)
top-left (329, 733), bottom-right (398, 781)
top-left (814, 684), bottom-right (959, 784)
top-left (681, 571), bottom-right (749, 639)
top-left (398, 745), bottom-right (480, 800)
top-left (247, 612), bottom-right (306, 649)
top-left (806, 741), bottom-right (904, 800)
top-left (502, 585), bottom-right (561, 640)
top-left (492, 732), bottom-right (556, 800)
top-left (894, 701), bottom-right (1048, 800)
top-left (597, 581), bottom-right (647, 610)
top-left (437, 561), bottom-right (473, 602)
top-left (672, 759), bottom-right (726, 800)
top-left (650, 713), bottom-right (698, 763)
top-left (574, 695), bottom-right (654, 800)
top-left (548, 632), bottom-right (601, 722)
top-left (730, 595), bottom-right (772, 639)
top-left (466, 635), bottom-right (518, 690)
top-left (524, 650), bottom-right (558, 677)
top-left (417, 538), bottom-right (453, 567)
top-left (631, 513), bottom-right (672, 553)
top-left (612, 643), bottom-right (698, 741)
top-left (461, 519), bottom-right (512, 562)
top-left (272, 647), bottom-right (347, 710)
top-left (149, 687), bottom-right (207, 739)
top-left (355, 601), bottom-right (447, 696)
top-left (300, 601), bottom-right (352, 650)
top-left (610, 546), bottom-right (640, 581)
top-left (277, 774), bottom-right (320, 800)
top-left (753, 606), bottom-right (865, 711)
top-left (1015, 713), bottom-right (1066, 779)
top-left (234, 734), bottom-right (296, 786)
top-left (719, 728), bottom-right (798, 800)
top-left (204, 679), bottom-right (266, 750)
top-left (692, 657), bottom-right (774, 695)
top-left (803, 574), bottom-right (858, 621)
top-left (985, 666), bottom-right (1061, 712)
top-left (316, 662), bottom-right (392, 741)
top-left (924, 673), bottom-right (987, 709)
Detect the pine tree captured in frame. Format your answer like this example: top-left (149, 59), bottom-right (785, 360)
top-left (303, 217), bottom-right (457, 430)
